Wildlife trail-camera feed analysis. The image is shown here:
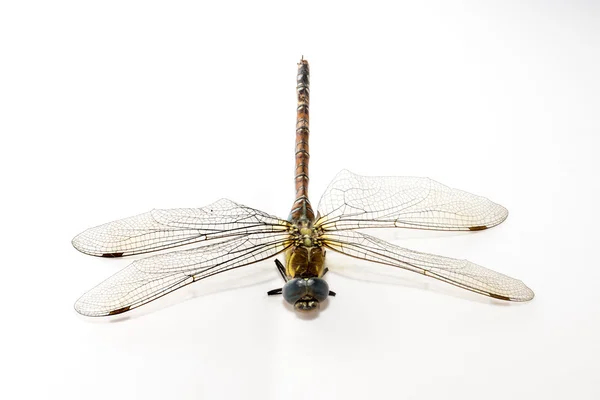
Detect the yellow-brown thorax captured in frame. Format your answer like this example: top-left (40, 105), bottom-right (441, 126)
top-left (285, 219), bottom-right (325, 279)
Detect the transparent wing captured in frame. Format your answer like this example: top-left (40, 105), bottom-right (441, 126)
top-left (315, 170), bottom-right (508, 232)
top-left (322, 230), bottom-right (533, 301)
top-left (75, 231), bottom-right (292, 316)
top-left (72, 198), bottom-right (291, 257)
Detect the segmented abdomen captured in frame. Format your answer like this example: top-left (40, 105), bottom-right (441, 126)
top-left (289, 59), bottom-right (315, 222)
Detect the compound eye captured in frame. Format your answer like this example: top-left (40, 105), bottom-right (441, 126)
top-left (307, 278), bottom-right (329, 302)
top-left (282, 278), bottom-right (307, 305)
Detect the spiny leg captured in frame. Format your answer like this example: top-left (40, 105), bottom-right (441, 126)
top-left (267, 259), bottom-right (287, 296)
top-left (275, 259), bottom-right (288, 282)
top-left (321, 267), bottom-right (336, 296)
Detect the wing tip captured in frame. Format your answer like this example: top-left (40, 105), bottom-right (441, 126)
top-left (72, 231), bottom-right (127, 258)
top-left (490, 284), bottom-right (535, 302)
top-left (515, 285), bottom-right (535, 302)
top-left (74, 298), bottom-right (131, 317)
top-left (71, 232), bottom-right (94, 256)
top-left (74, 299), bottom-right (97, 317)
top-left (496, 204), bottom-right (509, 224)
top-left (72, 229), bottom-right (106, 257)
top-left (478, 203), bottom-right (509, 230)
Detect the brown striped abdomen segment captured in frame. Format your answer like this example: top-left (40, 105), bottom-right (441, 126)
top-left (289, 58), bottom-right (315, 222)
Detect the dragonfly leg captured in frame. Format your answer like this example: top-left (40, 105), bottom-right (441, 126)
top-left (322, 268), bottom-right (336, 296)
top-left (274, 259), bottom-right (288, 282)
top-left (267, 259), bottom-right (288, 295)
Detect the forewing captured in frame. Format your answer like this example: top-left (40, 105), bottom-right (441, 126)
top-left (75, 231), bottom-right (292, 316)
top-left (72, 198), bottom-right (290, 257)
top-left (322, 231), bottom-right (533, 301)
top-left (316, 170), bottom-right (508, 232)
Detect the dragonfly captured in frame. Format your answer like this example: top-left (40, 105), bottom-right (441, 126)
top-left (72, 58), bottom-right (534, 316)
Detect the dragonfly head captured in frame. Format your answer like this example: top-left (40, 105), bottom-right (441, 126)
top-left (282, 277), bottom-right (330, 312)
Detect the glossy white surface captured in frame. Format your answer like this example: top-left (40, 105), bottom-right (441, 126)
top-left (1, 1), bottom-right (598, 399)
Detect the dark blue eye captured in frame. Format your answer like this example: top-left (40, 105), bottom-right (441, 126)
top-left (306, 278), bottom-right (329, 302)
top-left (282, 278), bottom-right (307, 305)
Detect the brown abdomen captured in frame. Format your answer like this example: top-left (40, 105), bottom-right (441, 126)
top-left (289, 58), bottom-right (315, 222)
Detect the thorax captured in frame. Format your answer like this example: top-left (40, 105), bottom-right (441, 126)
top-left (285, 217), bottom-right (325, 279)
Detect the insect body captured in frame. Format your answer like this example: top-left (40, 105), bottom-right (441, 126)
top-left (280, 59), bottom-right (329, 311)
top-left (72, 58), bottom-right (534, 317)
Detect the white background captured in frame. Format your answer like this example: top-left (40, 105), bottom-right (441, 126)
top-left (1, 1), bottom-right (599, 399)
